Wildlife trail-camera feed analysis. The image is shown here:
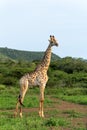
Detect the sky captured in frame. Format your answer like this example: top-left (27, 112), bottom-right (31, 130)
top-left (0, 0), bottom-right (87, 59)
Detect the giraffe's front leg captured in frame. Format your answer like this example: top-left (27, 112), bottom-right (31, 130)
top-left (39, 86), bottom-right (45, 118)
top-left (39, 100), bottom-right (44, 117)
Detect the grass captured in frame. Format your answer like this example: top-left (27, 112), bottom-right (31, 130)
top-left (0, 112), bottom-right (86, 130)
top-left (59, 95), bottom-right (87, 105)
top-left (0, 86), bottom-right (56, 110)
top-left (63, 110), bottom-right (85, 118)
top-left (0, 85), bottom-right (87, 130)
top-left (0, 111), bottom-right (70, 130)
top-left (50, 87), bottom-right (87, 105)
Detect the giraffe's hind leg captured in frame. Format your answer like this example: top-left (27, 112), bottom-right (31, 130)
top-left (14, 100), bottom-right (19, 117)
top-left (14, 80), bottom-right (28, 118)
top-left (19, 82), bottom-right (28, 118)
top-left (14, 94), bottom-right (24, 117)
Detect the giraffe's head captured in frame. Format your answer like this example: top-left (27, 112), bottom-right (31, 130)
top-left (49, 35), bottom-right (58, 47)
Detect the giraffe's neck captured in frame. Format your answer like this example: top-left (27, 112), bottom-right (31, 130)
top-left (35, 44), bottom-right (52, 72)
top-left (41, 44), bottom-right (52, 69)
top-left (35, 44), bottom-right (51, 72)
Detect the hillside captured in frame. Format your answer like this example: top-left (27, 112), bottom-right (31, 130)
top-left (0, 47), bottom-right (60, 62)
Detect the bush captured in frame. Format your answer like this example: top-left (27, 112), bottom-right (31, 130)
top-left (0, 84), bottom-right (6, 90)
top-left (2, 77), bottom-right (17, 86)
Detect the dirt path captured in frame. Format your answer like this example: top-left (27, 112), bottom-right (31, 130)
top-left (53, 98), bottom-right (87, 114)
top-left (22, 99), bottom-right (87, 115)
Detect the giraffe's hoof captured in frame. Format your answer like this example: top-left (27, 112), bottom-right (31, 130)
top-left (39, 111), bottom-right (41, 117)
top-left (41, 114), bottom-right (45, 118)
top-left (39, 111), bottom-right (44, 118)
top-left (19, 113), bottom-right (23, 118)
top-left (14, 111), bottom-right (17, 117)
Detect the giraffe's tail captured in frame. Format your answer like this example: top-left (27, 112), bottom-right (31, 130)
top-left (18, 95), bottom-right (25, 107)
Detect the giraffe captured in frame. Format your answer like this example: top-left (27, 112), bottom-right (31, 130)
top-left (14, 35), bottom-right (59, 118)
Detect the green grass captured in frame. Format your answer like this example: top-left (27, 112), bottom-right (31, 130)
top-left (63, 110), bottom-right (85, 118)
top-left (0, 85), bottom-right (87, 130)
top-left (0, 88), bottom-right (17, 110)
top-left (59, 95), bottom-right (87, 105)
top-left (0, 112), bottom-right (86, 130)
top-left (50, 87), bottom-right (87, 105)
top-left (0, 85), bottom-right (87, 108)
top-left (0, 86), bottom-right (55, 110)
top-left (0, 111), bottom-right (70, 130)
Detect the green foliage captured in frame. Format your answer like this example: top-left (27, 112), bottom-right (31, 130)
top-left (0, 61), bottom-right (36, 86)
top-left (0, 84), bottom-right (5, 90)
top-left (51, 57), bottom-right (87, 73)
top-left (49, 57), bottom-right (87, 87)
top-left (0, 50), bottom-right (87, 88)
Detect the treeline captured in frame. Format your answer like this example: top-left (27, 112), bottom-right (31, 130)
top-left (48, 57), bottom-right (87, 88)
top-left (0, 57), bottom-right (87, 88)
top-left (0, 47), bottom-right (60, 62)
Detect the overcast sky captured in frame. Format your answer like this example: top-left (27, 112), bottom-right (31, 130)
top-left (0, 0), bottom-right (87, 59)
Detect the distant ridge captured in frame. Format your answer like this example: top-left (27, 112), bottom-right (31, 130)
top-left (0, 47), bottom-right (60, 62)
